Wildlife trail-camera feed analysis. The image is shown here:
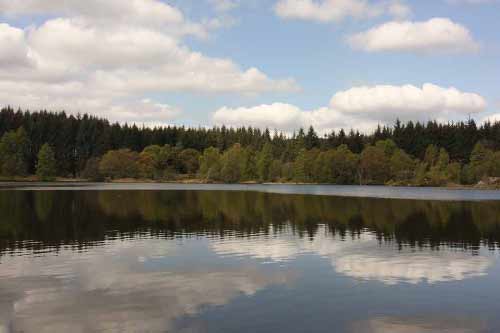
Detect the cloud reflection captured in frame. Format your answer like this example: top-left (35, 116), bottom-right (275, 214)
top-left (351, 316), bottom-right (486, 333)
top-left (211, 226), bottom-right (493, 284)
top-left (0, 237), bottom-right (290, 333)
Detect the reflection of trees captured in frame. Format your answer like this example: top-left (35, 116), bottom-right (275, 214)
top-left (1, 190), bottom-right (500, 253)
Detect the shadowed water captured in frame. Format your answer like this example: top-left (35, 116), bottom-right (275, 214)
top-left (1, 188), bottom-right (500, 332)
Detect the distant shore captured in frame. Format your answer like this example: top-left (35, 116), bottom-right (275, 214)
top-left (1, 176), bottom-right (499, 190)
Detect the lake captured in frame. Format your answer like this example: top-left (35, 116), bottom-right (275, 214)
top-left (1, 184), bottom-right (500, 332)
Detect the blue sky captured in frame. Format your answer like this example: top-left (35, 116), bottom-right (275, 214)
top-left (0, 0), bottom-right (499, 132)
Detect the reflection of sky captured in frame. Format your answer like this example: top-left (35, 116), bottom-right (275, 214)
top-left (351, 316), bottom-right (487, 333)
top-left (1, 226), bottom-right (497, 332)
top-left (211, 226), bottom-right (494, 285)
top-left (0, 237), bottom-right (291, 333)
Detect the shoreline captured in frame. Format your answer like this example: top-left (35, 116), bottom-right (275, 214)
top-left (0, 177), bottom-right (499, 191)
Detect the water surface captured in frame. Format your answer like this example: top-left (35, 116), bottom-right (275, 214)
top-left (1, 186), bottom-right (500, 332)
top-left (3, 182), bottom-right (500, 201)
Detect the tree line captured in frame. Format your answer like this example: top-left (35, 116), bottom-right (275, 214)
top-left (1, 106), bottom-right (500, 185)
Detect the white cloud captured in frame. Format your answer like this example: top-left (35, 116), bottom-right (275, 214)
top-left (214, 103), bottom-right (309, 130)
top-left (108, 99), bottom-right (182, 126)
top-left (274, 0), bottom-right (411, 23)
top-left (212, 84), bottom-right (487, 133)
top-left (348, 18), bottom-right (479, 53)
top-left (213, 103), bottom-right (363, 133)
top-left (329, 83), bottom-right (486, 117)
top-left (481, 113), bottom-right (500, 123)
top-left (0, 0), bottom-right (184, 26)
top-left (0, 23), bottom-right (33, 68)
top-left (0, 0), bottom-right (297, 124)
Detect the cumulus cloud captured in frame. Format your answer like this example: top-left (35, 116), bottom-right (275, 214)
top-left (107, 99), bottom-right (182, 126)
top-left (214, 103), bottom-right (312, 130)
top-left (0, 24), bottom-right (33, 68)
top-left (348, 18), bottom-right (479, 53)
top-left (329, 83), bottom-right (486, 117)
top-left (0, 0), bottom-right (297, 124)
top-left (274, 0), bottom-right (411, 23)
top-left (213, 103), bottom-right (361, 133)
top-left (212, 84), bottom-right (487, 133)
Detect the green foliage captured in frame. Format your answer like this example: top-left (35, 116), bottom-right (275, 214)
top-left (447, 162), bottom-right (462, 184)
top-left (141, 145), bottom-right (168, 174)
top-left (414, 162), bottom-right (428, 186)
top-left (424, 144), bottom-right (439, 166)
top-left (376, 139), bottom-right (398, 156)
top-left (257, 143), bottom-right (273, 182)
top-left (199, 147), bottom-right (221, 178)
top-left (0, 127), bottom-right (29, 177)
top-left (491, 152), bottom-right (500, 177)
top-left (312, 145), bottom-right (359, 184)
top-left (2, 108), bottom-right (500, 178)
top-left (390, 149), bottom-right (415, 183)
top-left (138, 150), bottom-right (156, 179)
top-left (269, 160), bottom-right (283, 182)
top-left (281, 162), bottom-right (294, 181)
top-left (330, 145), bottom-right (359, 184)
top-left (81, 157), bottom-right (104, 181)
top-left (468, 142), bottom-right (493, 182)
top-left (241, 148), bottom-right (258, 181)
top-left (293, 149), bottom-right (319, 182)
top-left (220, 144), bottom-right (244, 183)
top-left (99, 149), bottom-right (139, 179)
top-left (411, 146), bottom-right (457, 186)
top-left (179, 149), bottom-right (200, 174)
top-left (359, 142), bottom-right (391, 184)
top-left (36, 143), bottom-right (57, 181)
top-left (4, 108), bottom-right (500, 187)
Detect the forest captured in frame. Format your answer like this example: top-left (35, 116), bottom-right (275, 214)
top-left (1, 106), bottom-right (500, 186)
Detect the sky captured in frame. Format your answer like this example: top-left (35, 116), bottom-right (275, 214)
top-left (0, 0), bottom-right (499, 133)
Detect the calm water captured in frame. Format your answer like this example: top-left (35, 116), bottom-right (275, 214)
top-left (1, 185), bottom-right (500, 332)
